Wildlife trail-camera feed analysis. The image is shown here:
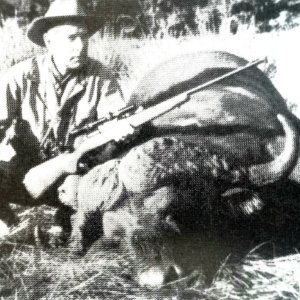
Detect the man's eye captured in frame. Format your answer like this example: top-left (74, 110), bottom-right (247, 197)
top-left (79, 34), bottom-right (88, 40)
top-left (68, 35), bottom-right (88, 42)
top-left (68, 35), bottom-right (76, 41)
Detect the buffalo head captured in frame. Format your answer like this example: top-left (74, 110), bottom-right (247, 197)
top-left (100, 113), bottom-right (298, 287)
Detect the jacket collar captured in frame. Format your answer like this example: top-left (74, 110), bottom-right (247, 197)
top-left (26, 54), bottom-right (89, 90)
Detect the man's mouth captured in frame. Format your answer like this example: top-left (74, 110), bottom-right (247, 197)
top-left (69, 55), bottom-right (87, 68)
top-left (71, 54), bottom-right (86, 61)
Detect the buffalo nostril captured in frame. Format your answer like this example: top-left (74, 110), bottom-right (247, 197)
top-left (137, 267), bottom-right (165, 287)
top-left (137, 265), bottom-right (182, 288)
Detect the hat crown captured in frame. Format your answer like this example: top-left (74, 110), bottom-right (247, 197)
top-left (27, 0), bottom-right (101, 46)
top-left (45, 0), bottom-right (88, 18)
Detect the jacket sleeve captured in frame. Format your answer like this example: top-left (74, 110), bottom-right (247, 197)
top-left (0, 68), bottom-right (22, 162)
top-left (96, 77), bottom-right (127, 118)
top-left (0, 68), bottom-right (21, 121)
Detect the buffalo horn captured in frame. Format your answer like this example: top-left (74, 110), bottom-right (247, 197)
top-left (235, 114), bottom-right (298, 186)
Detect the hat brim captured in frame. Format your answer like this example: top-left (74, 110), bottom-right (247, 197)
top-left (27, 16), bottom-right (103, 47)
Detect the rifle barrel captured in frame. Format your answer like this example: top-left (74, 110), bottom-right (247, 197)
top-left (73, 58), bottom-right (266, 158)
top-left (128, 58), bottom-right (266, 127)
top-left (186, 57), bottom-right (266, 97)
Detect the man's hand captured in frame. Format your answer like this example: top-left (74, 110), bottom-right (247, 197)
top-left (23, 120), bottom-right (136, 200)
top-left (62, 152), bottom-right (81, 174)
top-left (74, 120), bottom-right (136, 149)
top-left (100, 119), bottom-right (136, 142)
top-left (113, 121), bottom-right (135, 142)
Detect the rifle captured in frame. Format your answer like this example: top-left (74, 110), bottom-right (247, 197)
top-left (23, 58), bottom-right (266, 199)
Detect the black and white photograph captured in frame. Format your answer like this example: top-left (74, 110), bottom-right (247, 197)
top-left (0, 0), bottom-right (300, 299)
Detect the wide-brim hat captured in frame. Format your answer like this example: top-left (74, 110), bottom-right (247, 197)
top-left (27, 0), bottom-right (103, 47)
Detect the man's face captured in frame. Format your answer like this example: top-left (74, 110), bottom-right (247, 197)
top-left (44, 23), bottom-right (89, 73)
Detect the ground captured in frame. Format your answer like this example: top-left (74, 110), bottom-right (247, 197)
top-left (0, 17), bottom-right (300, 299)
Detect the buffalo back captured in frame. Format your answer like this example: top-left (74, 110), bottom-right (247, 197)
top-left (129, 51), bottom-right (289, 132)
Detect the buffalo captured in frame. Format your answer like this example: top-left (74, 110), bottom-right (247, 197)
top-left (59, 51), bottom-right (300, 287)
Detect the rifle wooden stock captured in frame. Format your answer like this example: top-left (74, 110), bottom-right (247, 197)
top-left (22, 58), bottom-right (265, 199)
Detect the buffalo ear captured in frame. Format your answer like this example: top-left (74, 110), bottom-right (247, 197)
top-left (221, 188), bottom-right (264, 217)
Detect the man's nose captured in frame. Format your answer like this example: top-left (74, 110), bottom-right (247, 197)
top-left (74, 37), bottom-right (86, 52)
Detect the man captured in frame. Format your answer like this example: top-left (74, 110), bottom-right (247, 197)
top-left (0, 0), bottom-right (132, 227)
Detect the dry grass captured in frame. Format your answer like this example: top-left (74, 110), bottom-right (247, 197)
top-left (207, 254), bottom-right (300, 300)
top-left (0, 19), bottom-right (41, 73)
top-left (1, 238), bottom-right (300, 299)
top-left (90, 25), bottom-right (300, 116)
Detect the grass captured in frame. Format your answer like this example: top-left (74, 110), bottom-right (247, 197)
top-left (0, 19), bottom-right (40, 73)
top-left (205, 254), bottom-right (300, 300)
top-left (1, 237), bottom-right (300, 299)
top-left (89, 24), bottom-right (300, 116)
top-left (1, 17), bottom-right (300, 299)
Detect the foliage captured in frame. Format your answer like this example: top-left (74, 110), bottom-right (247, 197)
top-left (2, 0), bottom-right (300, 36)
top-left (78, 0), bottom-right (300, 36)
